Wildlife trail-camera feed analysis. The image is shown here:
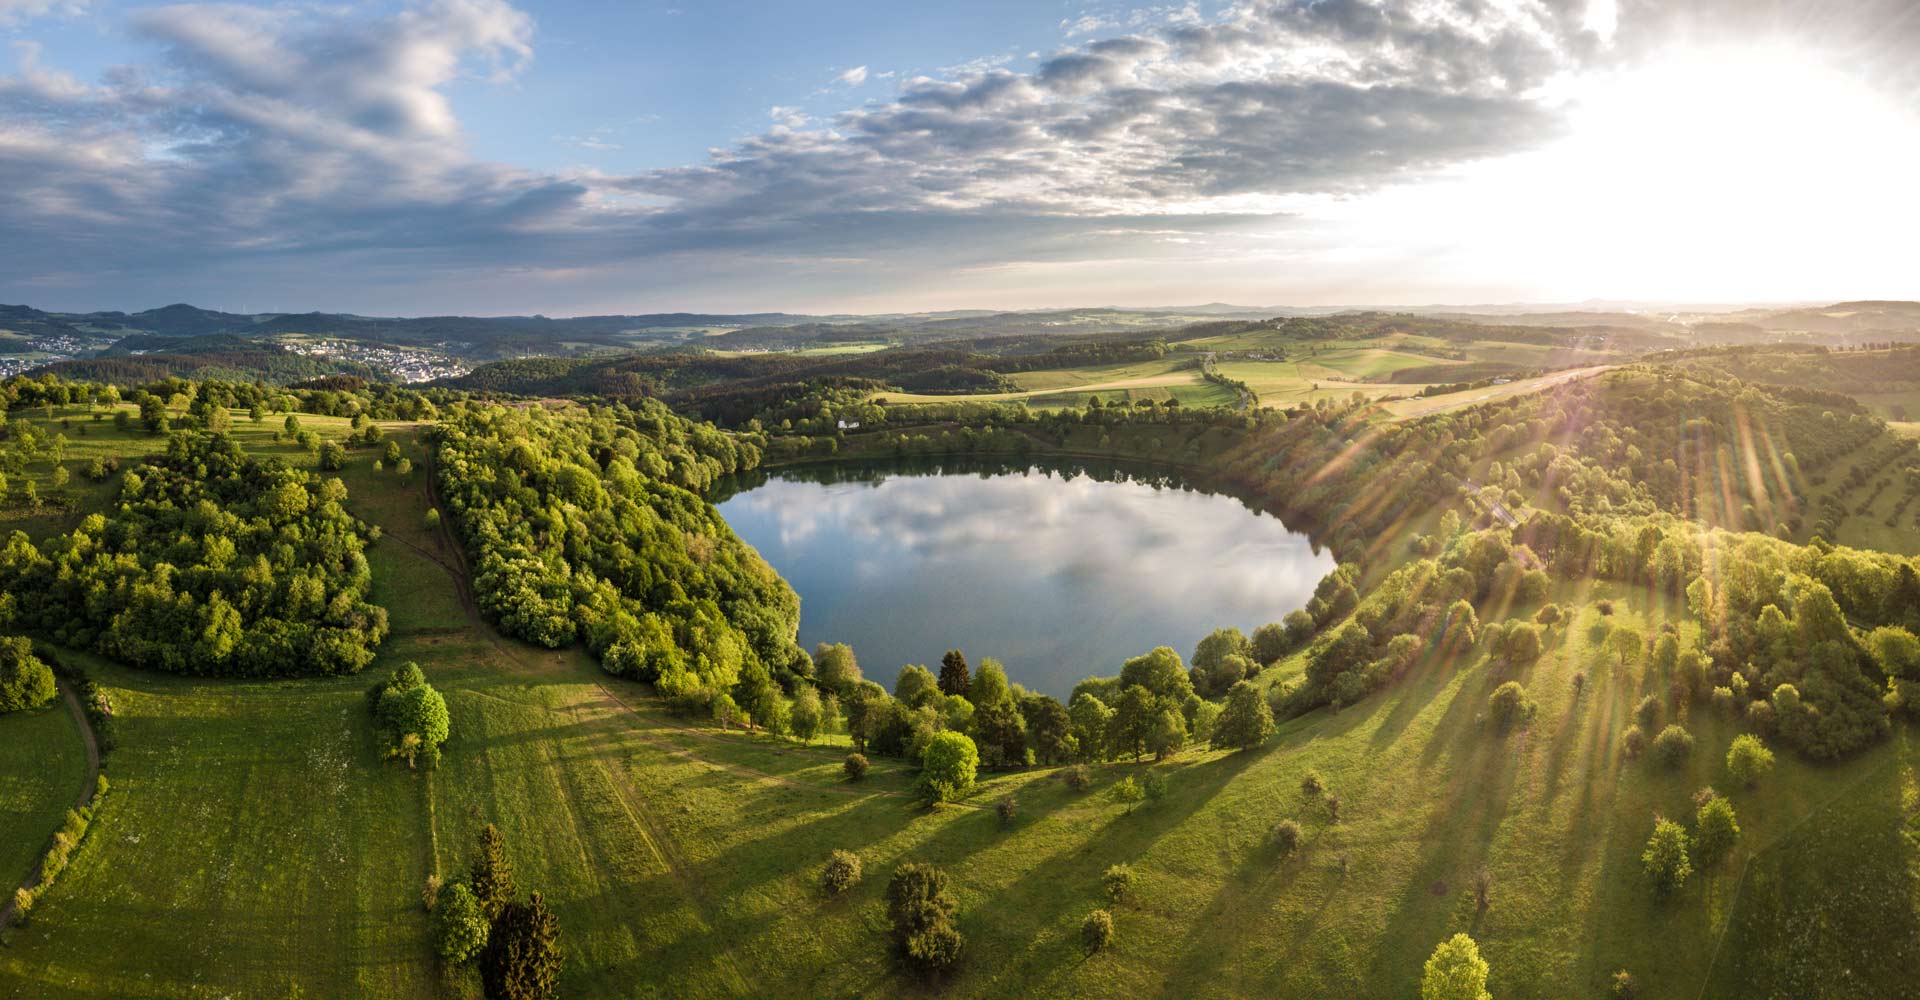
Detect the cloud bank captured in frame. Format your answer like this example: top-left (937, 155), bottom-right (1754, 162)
top-left (0, 0), bottom-right (1912, 311)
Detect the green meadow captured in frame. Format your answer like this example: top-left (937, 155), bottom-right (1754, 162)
top-left (0, 382), bottom-right (1914, 999)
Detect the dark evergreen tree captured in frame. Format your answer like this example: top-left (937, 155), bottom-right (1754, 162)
top-left (938, 649), bottom-right (971, 697)
top-left (480, 891), bottom-right (561, 1000)
top-left (471, 824), bottom-right (516, 921)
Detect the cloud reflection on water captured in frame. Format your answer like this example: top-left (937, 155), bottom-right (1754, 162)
top-left (718, 466), bottom-right (1334, 698)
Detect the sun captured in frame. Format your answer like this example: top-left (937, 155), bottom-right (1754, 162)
top-left (1320, 41), bottom-right (1920, 304)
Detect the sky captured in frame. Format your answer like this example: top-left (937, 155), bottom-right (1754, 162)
top-left (3, 0), bottom-right (1919, 316)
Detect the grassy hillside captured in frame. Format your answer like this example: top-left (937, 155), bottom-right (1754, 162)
top-left (1, 361), bottom-right (1917, 998)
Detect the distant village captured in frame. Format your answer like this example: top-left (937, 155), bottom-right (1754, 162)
top-left (279, 338), bottom-right (470, 383)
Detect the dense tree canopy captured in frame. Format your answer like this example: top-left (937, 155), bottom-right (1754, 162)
top-left (434, 403), bottom-right (798, 712)
top-left (0, 430), bottom-right (386, 676)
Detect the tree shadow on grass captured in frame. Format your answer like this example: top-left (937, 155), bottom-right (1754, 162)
top-left (900, 748), bottom-right (1266, 998)
top-left (1364, 666), bottom-right (1532, 996)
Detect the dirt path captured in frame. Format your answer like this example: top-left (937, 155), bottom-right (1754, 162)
top-left (0, 679), bottom-right (103, 928)
top-left (1388, 365), bottom-right (1611, 419)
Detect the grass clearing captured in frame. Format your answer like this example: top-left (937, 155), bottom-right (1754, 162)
top-left (0, 701), bottom-right (85, 897)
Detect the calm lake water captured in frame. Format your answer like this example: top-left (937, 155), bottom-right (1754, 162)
top-left (714, 459), bottom-right (1334, 699)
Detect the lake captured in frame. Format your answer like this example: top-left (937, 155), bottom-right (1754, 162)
top-left (714, 458), bottom-right (1335, 699)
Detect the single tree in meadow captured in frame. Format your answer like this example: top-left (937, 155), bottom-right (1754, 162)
top-left (1642, 817), bottom-right (1692, 899)
top-left (1487, 681), bottom-right (1533, 733)
top-left (1694, 796), bottom-right (1740, 866)
top-left (1725, 734), bottom-right (1775, 788)
top-left (1650, 725), bottom-right (1694, 769)
top-left (919, 732), bottom-right (978, 805)
top-left (1421, 932), bottom-right (1491, 1000)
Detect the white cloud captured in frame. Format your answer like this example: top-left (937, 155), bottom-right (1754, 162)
top-left (837, 64), bottom-right (868, 86)
top-left (0, 0), bottom-right (89, 28)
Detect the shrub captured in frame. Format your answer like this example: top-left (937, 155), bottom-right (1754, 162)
top-left (887, 863), bottom-right (963, 979)
top-left (1632, 694), bottom-right (1661, 730)
top-left (1063, 764), bottom-right (1094, 791)
top-left (1651, 725), bottom-right (1694, 768)
top-left (1642, 817), bottom-right (1692, 898)
top-left (1610, 969), bottom-right (1638, 999)
top-left (434, 882), bottom-right (489, 964)
top-left (1694, 797), bottom-right (1740, 866)
top-left (1620, 724), bottom-right (1647, 759)
top-left (1534, 603), bottom-right (1563, 629)
top-left (822, 850), bottom-right (862, 895)
top-left (1082, 908), bottom-right (1114, 953)
top-left (421, 873), bottom-right (443, 910)
top-left (1487, 681), bottom-right (1533, 732)
top-left (1596, 599), bottom-right (1615, 615)
top-left (1103, 863), bottom-right (1135, 902)
top-left (1726, 734), bottom-right (1775, 788)
top-left (1300, 770), bottom-right (1325, 798)
top-left (995, 796), bottom-right (1017, 828)
top-left (1109, 776), bottom-right (1144, 809)
top-left (1711, 686), bottom-right (1735, 716)
top-left (1274, 818), bottom-right (1303, 858)
top-left (843, 752), bottom-right (870, 781)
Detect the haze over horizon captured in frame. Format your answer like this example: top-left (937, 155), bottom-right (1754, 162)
top-left (5, 0), bottom-right (1919, 315)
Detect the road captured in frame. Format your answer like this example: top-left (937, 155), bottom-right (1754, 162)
top-left (1390, 365), bottom-right (1611, 419)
